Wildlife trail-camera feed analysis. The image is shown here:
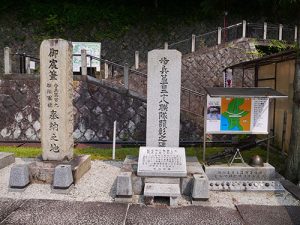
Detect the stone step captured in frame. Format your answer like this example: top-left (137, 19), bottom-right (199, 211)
top-left (144, 177), bottom-right (180, 184)
top-left (144, 183), bottom-right (181, 197)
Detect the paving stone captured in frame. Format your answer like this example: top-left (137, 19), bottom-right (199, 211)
top-left (0, 198), bottom-right (24, 223)
top-left (237, 205), bottom-right (300, 225)
top-left (0, 199), bottom-right (128, 225)
top-left (125, 205), bottom-right (245, 225)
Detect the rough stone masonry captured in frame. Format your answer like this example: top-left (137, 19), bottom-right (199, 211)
top-left (40, 39), bottom-right (74, 161)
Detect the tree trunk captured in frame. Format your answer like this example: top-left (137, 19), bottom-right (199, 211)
top-left (285, 26), bottom-right (300, 183)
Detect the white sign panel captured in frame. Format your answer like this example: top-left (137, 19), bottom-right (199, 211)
top-left (137, 147), bottom-right (187, 177)
top-left (72, 42), bottom-right (101, 72)
top-left (146, 50), bottom-right (182, 147)
top-left (206, 95), bottom-right (269, 134)
top-left (223, 68), bottom-right (233, 87)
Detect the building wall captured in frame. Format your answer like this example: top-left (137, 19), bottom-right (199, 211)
top-left (258, 59), bottom-right (295, 152)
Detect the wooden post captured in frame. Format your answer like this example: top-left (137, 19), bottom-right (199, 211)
top-left (242, 20), bottom-right (247, 38)
top-left (4, 47), bottom-right (12, 74)
top-left (104, 61), bottom-right (108, 79)
top-left (217, 27), bottom-right (222, 45)
top-left (164, 42), bottom-right (168, 49)
top-left (124, 63), bottom-right (129, 89)
top-left (191, 34), bottom-right (196, 53)
top-left (25, 57), bottom-right (31, 74)
top-left (81, 49), bottom-right (87, 76)
top-left (279, 24), bottom-right (283, 41)
top-left (295, 25), bottom-right (298, 42)
top-left (135, 51), bottom-right (139, 70)
top-left (263, 22), bottom-right (267, 40)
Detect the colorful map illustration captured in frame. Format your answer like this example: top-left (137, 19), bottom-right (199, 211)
top-left (221, 98), bottom-right (251, 131)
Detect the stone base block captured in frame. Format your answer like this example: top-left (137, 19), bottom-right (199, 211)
top-left (53, 165), bottom-right (73, 189)
top-left (116, 172), bottom-right (133, 196)
top-left (29, 155), bottom-right (91, 184)
top-left (9, 164), bottom-right (30, 188)
top-left (0, 152), bottom-right (15, 169)
top-left (192, 174), bottom-right (209, 201)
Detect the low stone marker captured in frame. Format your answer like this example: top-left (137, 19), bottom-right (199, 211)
top-left (40, 39), bottom-right (74, 161)
top-left (116, 172), bottom-right (133, 197)
top-left (53, 165), bottom-right (73, 189)
top-left (9, 164), bottom-right (30, 189)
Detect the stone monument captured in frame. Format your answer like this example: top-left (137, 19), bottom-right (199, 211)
top-left (26, 39), bottom-right (91, 187)
top-left (146, 50), bottom-right (181, 147)
top-left (116, 50), bottom-right (207, 205)
top-left (40, 39), bottom-right (74, 161)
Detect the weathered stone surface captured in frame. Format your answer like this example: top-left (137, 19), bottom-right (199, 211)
top-left (40, 39), bottom-right (74, 161)
top-left (146, 50), bottom-right (182, 147)
top-left (132, 174), bottom-right (143, 195)
top-left (145, 177), bottom-right (180, 184)
top-left (144, 183), bottom-right (180, 197)
top-left (204, 163), bottom-right (276, 181)
top-left (181, 176), bottom-right (193, 195)
top-left (116, 172), bottom-right (133, 196)
top-left (192, 174), bottom-right (209, 200)
top-left (0, 152), bottom-right (15, 169)
top-left (9, 164), bottom-right (30, 188)
top-left (29, 155), bottom-right (91, 184)
top-left (137, 147), bottom-right (187, 177)
top-left (53, 165), bottom-right (73, 189)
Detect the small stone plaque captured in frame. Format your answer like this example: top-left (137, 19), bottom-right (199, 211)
top-left (137, 147), bottom-right (187, 177)
top-left (204, 163), bottom-right (276, 181)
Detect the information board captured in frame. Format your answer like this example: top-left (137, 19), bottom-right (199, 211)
top-left (72, 42), bottom-right (101, 72)
top-left (206, 95), bottom-right (269, 134)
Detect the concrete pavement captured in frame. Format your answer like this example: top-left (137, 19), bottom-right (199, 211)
top-left (1, 198), bottom-right (300, 225)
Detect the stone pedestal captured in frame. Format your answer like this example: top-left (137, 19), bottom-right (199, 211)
top-left (29, 155), bottom-right (91, 184)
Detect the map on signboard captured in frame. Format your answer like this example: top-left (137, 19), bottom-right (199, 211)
top-left (221, 98), bottom-right (251, 131)
top-left (206, 95), bottom-right (269, 134)
top-left (72, 42), bottom-right (101, 72)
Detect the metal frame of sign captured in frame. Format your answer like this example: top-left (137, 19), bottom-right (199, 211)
top-left (203, 87), bottom-right (288, 163)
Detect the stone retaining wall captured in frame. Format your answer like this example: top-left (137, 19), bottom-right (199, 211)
top-left (0, 74), bottom-right (201, 142)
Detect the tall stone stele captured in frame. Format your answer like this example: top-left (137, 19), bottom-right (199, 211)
top-left (40, 39), bottom-right (74, 161)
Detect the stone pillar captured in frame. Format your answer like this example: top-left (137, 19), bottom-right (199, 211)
top-left (164, 42), bottom-right (168, 49)
top-left (124, 63), bottom-right (129, 89)
top-left (81, 49), bottom-right (87, 76)
top-left (25, 57), bottom-right (31, 74)
top-left (40, 39), bottom-right (74, 161)
top-left (191, 34), bottom-right (196, 53)
top-left (263, 22), bottom-right (267, 40)
top-left (242, 20), bottom-right (247, 38)
top-left (104, 61), bottom-right (109, 79)
top-left (146, 50), bottom-right (182, 147)
top-left (217, 27), bottom-right (222, 44)
top-left (279, 24), bottom-right (283, 41)
top-left (4, 47), bottom-right (12, 74)
top-left (135, 51), bottom-right (139, 70)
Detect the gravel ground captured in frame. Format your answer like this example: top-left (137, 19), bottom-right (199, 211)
top-left (0, 158), bottom-right (300, 208)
